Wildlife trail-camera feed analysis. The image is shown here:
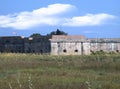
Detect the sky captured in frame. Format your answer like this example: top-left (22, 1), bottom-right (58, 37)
top-left (0, 0), bottom-right (120, 38)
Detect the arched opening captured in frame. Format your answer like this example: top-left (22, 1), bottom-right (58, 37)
top-left (75, 49), bottom-right (78, 52)
top-left (116, 50), bottom-right (119, 53)
top-left (63, 49), bottom-right (67, 53)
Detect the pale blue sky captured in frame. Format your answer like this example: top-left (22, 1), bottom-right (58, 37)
top-left (0, 0), bottom-right (120, 38)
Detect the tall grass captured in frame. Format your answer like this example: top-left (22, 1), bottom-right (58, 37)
top-left (0, 53), bottom-right (120, 89)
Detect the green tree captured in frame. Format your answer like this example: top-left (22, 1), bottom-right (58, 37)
top-left (47, 29), bottom-right (67, 37)
top-left (30, 33), bottom-right (41, 37)
top-left (56, 29), bottom-right (67, 35)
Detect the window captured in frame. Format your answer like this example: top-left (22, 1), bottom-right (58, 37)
top-left (100, 50), bottom-right (103, 52)
top-left (63, 49), bottom-right (67, 53)
top-left (75, 49), bottom-right (78, 52)
top-left (90, 50), bottom-right (93, 52)
top-left (90, 50), bottom-right (94, 54)
top-left (116, 50), bottom-right (119, 53)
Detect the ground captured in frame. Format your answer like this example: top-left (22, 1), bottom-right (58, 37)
top-left (0, 53), bottom-right (120, 89)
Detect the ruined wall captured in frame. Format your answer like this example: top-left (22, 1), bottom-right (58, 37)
top-left (50, 41), bottom-right (91, 55)
top-left (0, 36), bottom-right (24, 53)
top-left (50, 36), bottom-right (120, 55)
top-left (50, 35), bottom-right (86, 55)
top-left (0, 36), bottom-right (50, 54)
top-left (24, 36), bottom-right (50, 54)
top-left (89, 38), bottom-right (120, 53)
top-left (90, 43), bottom-right (120, 53)
top-left (50, 41), bottom-right (82, 55)
top-left (82, 42), bottom-right (91, 55)
top-left (0, 36), bottom-right (120, 55)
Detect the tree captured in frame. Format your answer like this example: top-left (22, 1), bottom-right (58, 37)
top-left (56, 29), bottom-right (67, 35)
top-left (56, 29), bottom-right (63, 35)
top-left (30, 33), bottom-right (41, 37)
top-left (47, 29), bottom-right (67, 37)
top-left (30, 29), bottom-right (68, 38)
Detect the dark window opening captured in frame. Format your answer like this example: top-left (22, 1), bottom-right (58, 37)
top-left (63, 49), bottom-right (67, 53)
top-left (90, 50), bottom-right (93, 52)
top-left (75, 49), bottom-right (78, 52)
top-left (116, 50), bottom-right (119, 53)
top-left (90, 50), bottom-right (95, 54)
top-left (100, 50), bottom-right (103, 52)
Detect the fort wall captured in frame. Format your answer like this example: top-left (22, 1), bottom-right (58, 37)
top-left (0, 35), bottom-right (120, 55)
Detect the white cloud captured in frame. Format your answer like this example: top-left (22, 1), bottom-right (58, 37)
top-left (32, 4), bottom-right (75, 16)
top-left (0, 3), bottom-right (74, 29)
top-left (0, 3), bottom-right (116, 29)
top-left (63, 13), bottom-right (115, 26)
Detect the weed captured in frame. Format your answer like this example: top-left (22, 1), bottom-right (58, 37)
top-left (0, 53), bottom-right (120, 89)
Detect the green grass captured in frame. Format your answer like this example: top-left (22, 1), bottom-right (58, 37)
top-left (0, 53), bottom-right (120, 89)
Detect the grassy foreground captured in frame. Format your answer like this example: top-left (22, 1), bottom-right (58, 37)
top-left (0, 53), bottom-right (120, 89)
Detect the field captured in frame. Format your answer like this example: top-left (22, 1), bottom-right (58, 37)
top-left (0, 53), bottom-right (120, 89)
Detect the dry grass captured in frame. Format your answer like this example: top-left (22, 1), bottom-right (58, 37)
top-left (0, 53), bottom-right (120, 89)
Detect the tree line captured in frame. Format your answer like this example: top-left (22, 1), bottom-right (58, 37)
top-left (30, 29), bottom-right (67, 38)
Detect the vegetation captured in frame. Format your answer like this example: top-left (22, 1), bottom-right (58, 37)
top-left (30, 29), bottom-right (68, 38)
top-left (47, 29), bottom-right (68, 36)
top-left (0, 53), bottom-right (120, 89)
top-left (30, 33), bottom-right (41, 37)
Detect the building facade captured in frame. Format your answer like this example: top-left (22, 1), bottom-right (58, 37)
top-left (0, 35), bottom-right (120, 55)
top-left (0, 36), bottom-right (24, 53)
top-left (50, 35), bottom-right (90, 55)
